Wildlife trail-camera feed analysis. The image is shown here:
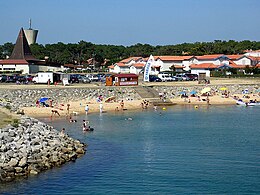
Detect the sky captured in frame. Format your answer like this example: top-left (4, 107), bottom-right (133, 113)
top-left (0, 0), bottom-right (260, 46)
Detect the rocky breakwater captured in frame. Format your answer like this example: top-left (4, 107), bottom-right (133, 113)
top-left (0, 116), bottom-right (86, 182)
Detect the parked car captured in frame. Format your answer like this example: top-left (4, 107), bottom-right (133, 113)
top-left (69, 74), bottom-right (80, 83)
top-left (5, 75), bottom-right (16, 83)
top-left (86, 74), bottom-right (99, 82)
top-left (0, 75), bottom-right (7, 82)
top-left (149, 75), bottom-right (162, 82)
top-left (78, 75), bottom-right (91, 83)
top-left (158, 74), bottom-right (173, 82)
top-left (174, 74), bottom-right (190, 81)
top-left (24, 75), bottom-right (34, 82)
top-left (171, 76), bottom-right (179, 81)
top-left (184, 73), bottom-right (198, 81)
top-left (96, 73), bottom-right (105, 81)
top-left (16, 75), bottom-right (27, 83)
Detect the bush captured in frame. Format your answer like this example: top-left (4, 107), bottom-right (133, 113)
top-left (11, 118), bottom-right (19, 128)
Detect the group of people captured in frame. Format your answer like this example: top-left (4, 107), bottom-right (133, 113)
top-left (60, 119), bottom-right (94, 136)
top-left (140, 100), bottom-right (149, 109)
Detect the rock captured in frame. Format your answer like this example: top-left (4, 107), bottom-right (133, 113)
top-left (15, 167), bottom-right (24, 173)
top-left (18, 157), bottom-right (27, 167)
top-left (76, 148), bottom-right (85, 154)
top-left (29, 170), bottom-right (38, 175)
top-left (7, 158), bottom-right (18, 167)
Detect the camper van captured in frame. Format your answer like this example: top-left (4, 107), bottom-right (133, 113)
top-left (32, 72), bottom-right (69, 84)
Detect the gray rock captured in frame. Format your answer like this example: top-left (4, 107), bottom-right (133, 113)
top-left (7, 158), bottom-right (18, 167)
top-left (29, 170), bottom-right (38, 175)
top-left (18, 157), bottom-right (27, 167)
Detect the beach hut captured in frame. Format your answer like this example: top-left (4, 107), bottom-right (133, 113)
top-left (105, 73), bottom-right (138, 86)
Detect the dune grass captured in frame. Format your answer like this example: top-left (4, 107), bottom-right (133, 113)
top-left (0, 109), bottom-right (19, 128)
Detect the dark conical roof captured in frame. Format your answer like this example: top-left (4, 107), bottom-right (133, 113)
top-left (10, 28), bottom-right (37, 61)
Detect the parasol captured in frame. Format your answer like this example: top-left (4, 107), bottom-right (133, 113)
top-left (39, 97), bottom-right (49, 103)
top-left (219, 87), bottom-right (227, 91)
top-left (190, 90), bottom-right (197, 95)
top-left (201, 87), bottom-right (211, 94)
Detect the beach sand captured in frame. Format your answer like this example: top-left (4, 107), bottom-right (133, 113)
top-left (21, 93), bottom-right (259, 118)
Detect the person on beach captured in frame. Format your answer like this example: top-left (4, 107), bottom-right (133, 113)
top-left (206, 96), bottom-right (210, 105)
top-left (99, 103), bottom-right (103, 113)
top-left (120, 100), bottom-right (124, 110)
top-left (67, 104), bottom-right (70, 114)
top-left (51, 109), bottom-right (60, 117)
top-left (82, 120), bottom-right (90, 131)
top-left (60, 128), bottom-right (65, 135)
top-left (85, 105), bottom-right (89, 115)
top-left (36, 100), bottom-right (40, 107)
top-left (140, 102), bottom-right (144, 109)
top-left (49, 99), bottom-right (53, 107)
top-left (115, 107), bottom-right (119, 112)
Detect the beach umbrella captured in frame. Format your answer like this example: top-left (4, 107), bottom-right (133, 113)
top-left (219, 87), bottom-right (227, 91)
top-left (201, 87), bottom-right (211, 94)
top-left (39, 97), bottom-right (49, 103)
top-left (255, 89), bottom-right (260, 93)
top-left (190, 90), bottom-right (197, 95)
top-left (179, 91), bottom-right (187, 95)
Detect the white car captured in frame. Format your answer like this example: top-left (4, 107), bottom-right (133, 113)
top-left (158, 74), bottom-right (173, 82)
top-left (86, 74), bottom-right (99, 82)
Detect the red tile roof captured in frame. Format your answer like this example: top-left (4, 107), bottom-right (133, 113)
top-left (172, 65), bottom-right (185, 69)
top-left (114, 62), bottom-right (127, 67)
top-left (0, 59), bottom-right (29, 64)
top-left (195, 54), bottom-right (224, 60)
top-left (227, 61), bottom-right (245, 68)
top-left (108, 65), bottom-right (115, 69)
top-left (226, 55), bottom-right (244, 60)
top-left (190, 63), bottom-right (218, 69)
top-left (120, 57), bottom-right (143, 63)
top-left (131, 63), bottom-right (145, 67)
top-left (154, 56), bottom-right (193, 61)
top-left (247, 56), bottom-right (260, 61)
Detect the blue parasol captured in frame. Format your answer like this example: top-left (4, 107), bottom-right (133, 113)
top-left (39, 97), bottom-right (49, 103)
top-left (190, 90), bottom-right (197, 95)
top-left (179, 91), bottom-right (186, 95)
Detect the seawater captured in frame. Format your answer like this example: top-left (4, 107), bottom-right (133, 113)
top-left (1, 105), bottom-right (260, 195)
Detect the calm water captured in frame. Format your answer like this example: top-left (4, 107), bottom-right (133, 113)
top-left (1, 105), bottom-right (260, 194)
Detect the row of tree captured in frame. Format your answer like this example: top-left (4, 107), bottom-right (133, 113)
top-left (1, 40), bottom-right (260, 67)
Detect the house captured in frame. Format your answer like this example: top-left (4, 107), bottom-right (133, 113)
top-left (110, 52), bottom-right (259, 77)
top-left (244, 49), bottom-right (260, 57)
top-left (190, 63), bottom-right (218, 77)
top-left (129, 63), bottom-right (145, 74)
top-left (153, 56), bottom-right (193, 72)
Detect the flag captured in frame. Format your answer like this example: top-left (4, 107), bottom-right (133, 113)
top-left (143, 55), bottom-right (154, 82)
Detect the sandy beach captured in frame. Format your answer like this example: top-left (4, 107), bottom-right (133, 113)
top-left (21, 94), bottom-right (259, 118)
top-left (22, 89), bottom-right (260, 118)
